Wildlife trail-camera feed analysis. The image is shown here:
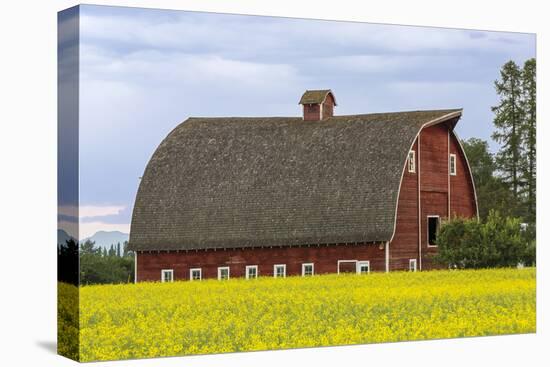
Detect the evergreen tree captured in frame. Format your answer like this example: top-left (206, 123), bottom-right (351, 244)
top-left (58, 239), bottom-right (79, 285)
top-left (520, 58), bottom-right (536, 223)
top-left (123, 240), bottom-right (131, 257)
top-left (491, 61), bottom-right (524, 207)
top-left (462, 138), bottom-right (515, 220)
top-left (80, 239), bottom-right (98, 255)
top-left (108, 244), bottom-right (116, 257)
top-left (116, 242), bottom-right (121, 257)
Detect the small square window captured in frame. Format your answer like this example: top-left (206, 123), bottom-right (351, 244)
top-left (218, 267), bottom-right (230, 280)
top-left (408, 151), bottom-right (416, 173)
top-left (357, 261), bottom-right (370, 274)
top-left (246, 265), bottom-right (258, 279)
top-left (190, 268), bottom-right (202, 281)
top-left (274, 264), bottom-right (286, 278)
top-left (450, 154), bottom-right (457, 176)
top-left (161, 269), bottom-right (174, 283)
top-left (302, 263), bottom-right (314, 276)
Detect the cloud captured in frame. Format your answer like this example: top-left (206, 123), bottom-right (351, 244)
top-left (72, 5), bottom-right (535, 232)
top-left (59, 204), bottom-right (126, 218)
top-left (79, 8), bottom-right (535, 59)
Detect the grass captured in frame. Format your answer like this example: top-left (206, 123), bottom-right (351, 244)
top-left (58, 267), bottom-right (536, 362)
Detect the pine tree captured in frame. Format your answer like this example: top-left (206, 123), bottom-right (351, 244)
top-left (80, 240), bottom-right (98, 255)
top-left (520, 58), bottom-right (536, 223)
top-left (491, 61), bottom-right (524, 211)
top-left (123, 240), bottom-right (130, 257)
top-left (116, 242), bottom-right (121, 257)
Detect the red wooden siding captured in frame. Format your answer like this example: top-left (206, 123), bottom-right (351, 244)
top-left (450, 132), bottom-right (477, 218)
top-left (303, 104), bottom-right (321, 121)
top-left (137, 243), bottom-right (385, 282)
top-left (322, 94), bottom-right (335, 120)
top-left (390, 123), bottom-right (477, 271)
top-left (390, 140), bottom-right (419, 271)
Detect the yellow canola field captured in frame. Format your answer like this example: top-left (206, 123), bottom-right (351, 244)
top-left (60, 268), bottom-right (536, 362)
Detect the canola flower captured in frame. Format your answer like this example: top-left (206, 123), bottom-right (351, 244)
top-left (58, 268), bottom-right (536, 362)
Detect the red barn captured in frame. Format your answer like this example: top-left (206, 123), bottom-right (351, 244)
top-left (129, 90), bottom-right (478, 282)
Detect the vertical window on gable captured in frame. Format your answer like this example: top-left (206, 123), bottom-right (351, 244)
top-left (427, 216), bottom-right (440, 247)
top-left (450, 154), bottom-right (457, 175)
top-left (408, 150), bottom-right (416, 173)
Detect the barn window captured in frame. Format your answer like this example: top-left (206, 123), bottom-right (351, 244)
top-left (161, 269), bottom-right (174, 283)
top-left (274, 264), bottom-right (286, 278)
top-left (246, 265), bottom-right (258, 279)
top-left (217, 266), bottom-right (230, 280)
top-left (302, 263), bottom-right (314, 276)
top-left (357, 261), bottom-right (370, 274)
top-left (409, 259), bottom-right (417, 272)
top-left (408, 150), bottom-right (416, 173)
top-left (427, 216), bottom-right (440, 247)
top-left (190, 268), bottom-right (202, 281)
top-left (450, 154), bottom-right (457, 175)
top-left (337, 260), bottom-right (356, 274)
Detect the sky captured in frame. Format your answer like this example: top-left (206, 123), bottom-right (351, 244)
top-left (58, 5), bottom-right (535, 238)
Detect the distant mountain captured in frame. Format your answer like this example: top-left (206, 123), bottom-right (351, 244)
top-left (57, 229), bottom-right (75, 246)
top-left (81, 230), bottom-right (129, 249)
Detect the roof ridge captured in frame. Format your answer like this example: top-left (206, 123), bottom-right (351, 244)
top-left (184, 108), bottom-right (462, 122)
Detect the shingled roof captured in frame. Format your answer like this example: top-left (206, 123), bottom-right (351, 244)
top-left (299, 89), bottom-right (337, 105)
top-left (129, 109), bottom-right (462, 251)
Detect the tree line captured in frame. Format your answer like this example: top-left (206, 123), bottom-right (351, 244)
top-left (80, 240), bottom-right (135, 285)
top-left (438, 58), bottom-right (536, 269)
top-left (463, 58), bottom-right (536, 224)
top-left (58, 239), bottom-right (135, 285)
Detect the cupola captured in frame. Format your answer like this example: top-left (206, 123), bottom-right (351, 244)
top-left (299, 89), bottom-right (337, 121)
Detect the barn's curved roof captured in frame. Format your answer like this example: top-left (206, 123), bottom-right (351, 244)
top-left (129, 109), bottom-right (462, 251)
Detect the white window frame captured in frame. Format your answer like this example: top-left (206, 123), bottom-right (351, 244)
top-left (337, 259), bottom-right (356, 274)
top-left (302, 263), bottom-right (314, 276)
top-left (273, 264), bottom-right (286, 278)
top-left (245, 265), bottom-right (258, 279)
top-left (408, 150), bottom-right (416, 173)
top-left (357, 261), bottom-right (370, 274)
top-left (450, 153), bottom-right (457, 176)
top-left (189, 268), bottom-right (202, 281)
top-left (427, 215), bottom-right (441, 247)
top-left (409, 259), bottom-right (417, 272)
top-left (217, 266), bottom-right (230, 280)
top-left (161, 269), bottom-right (174, 283)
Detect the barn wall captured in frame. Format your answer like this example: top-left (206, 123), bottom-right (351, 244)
top-left (390, 123), bottom-right (477, 271)
top-left (419, 124), bottom-right (450, 269)
top-left (450, 132), bottom-right (477, 218)
top-left (389, 140), bottom-right (419, 271)
top-left (303, 104), bottom-right (321, 121)
top-left (322, 94), bottom-right (335, 119)
top-left (136, 243), bottom-right (385, 282)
